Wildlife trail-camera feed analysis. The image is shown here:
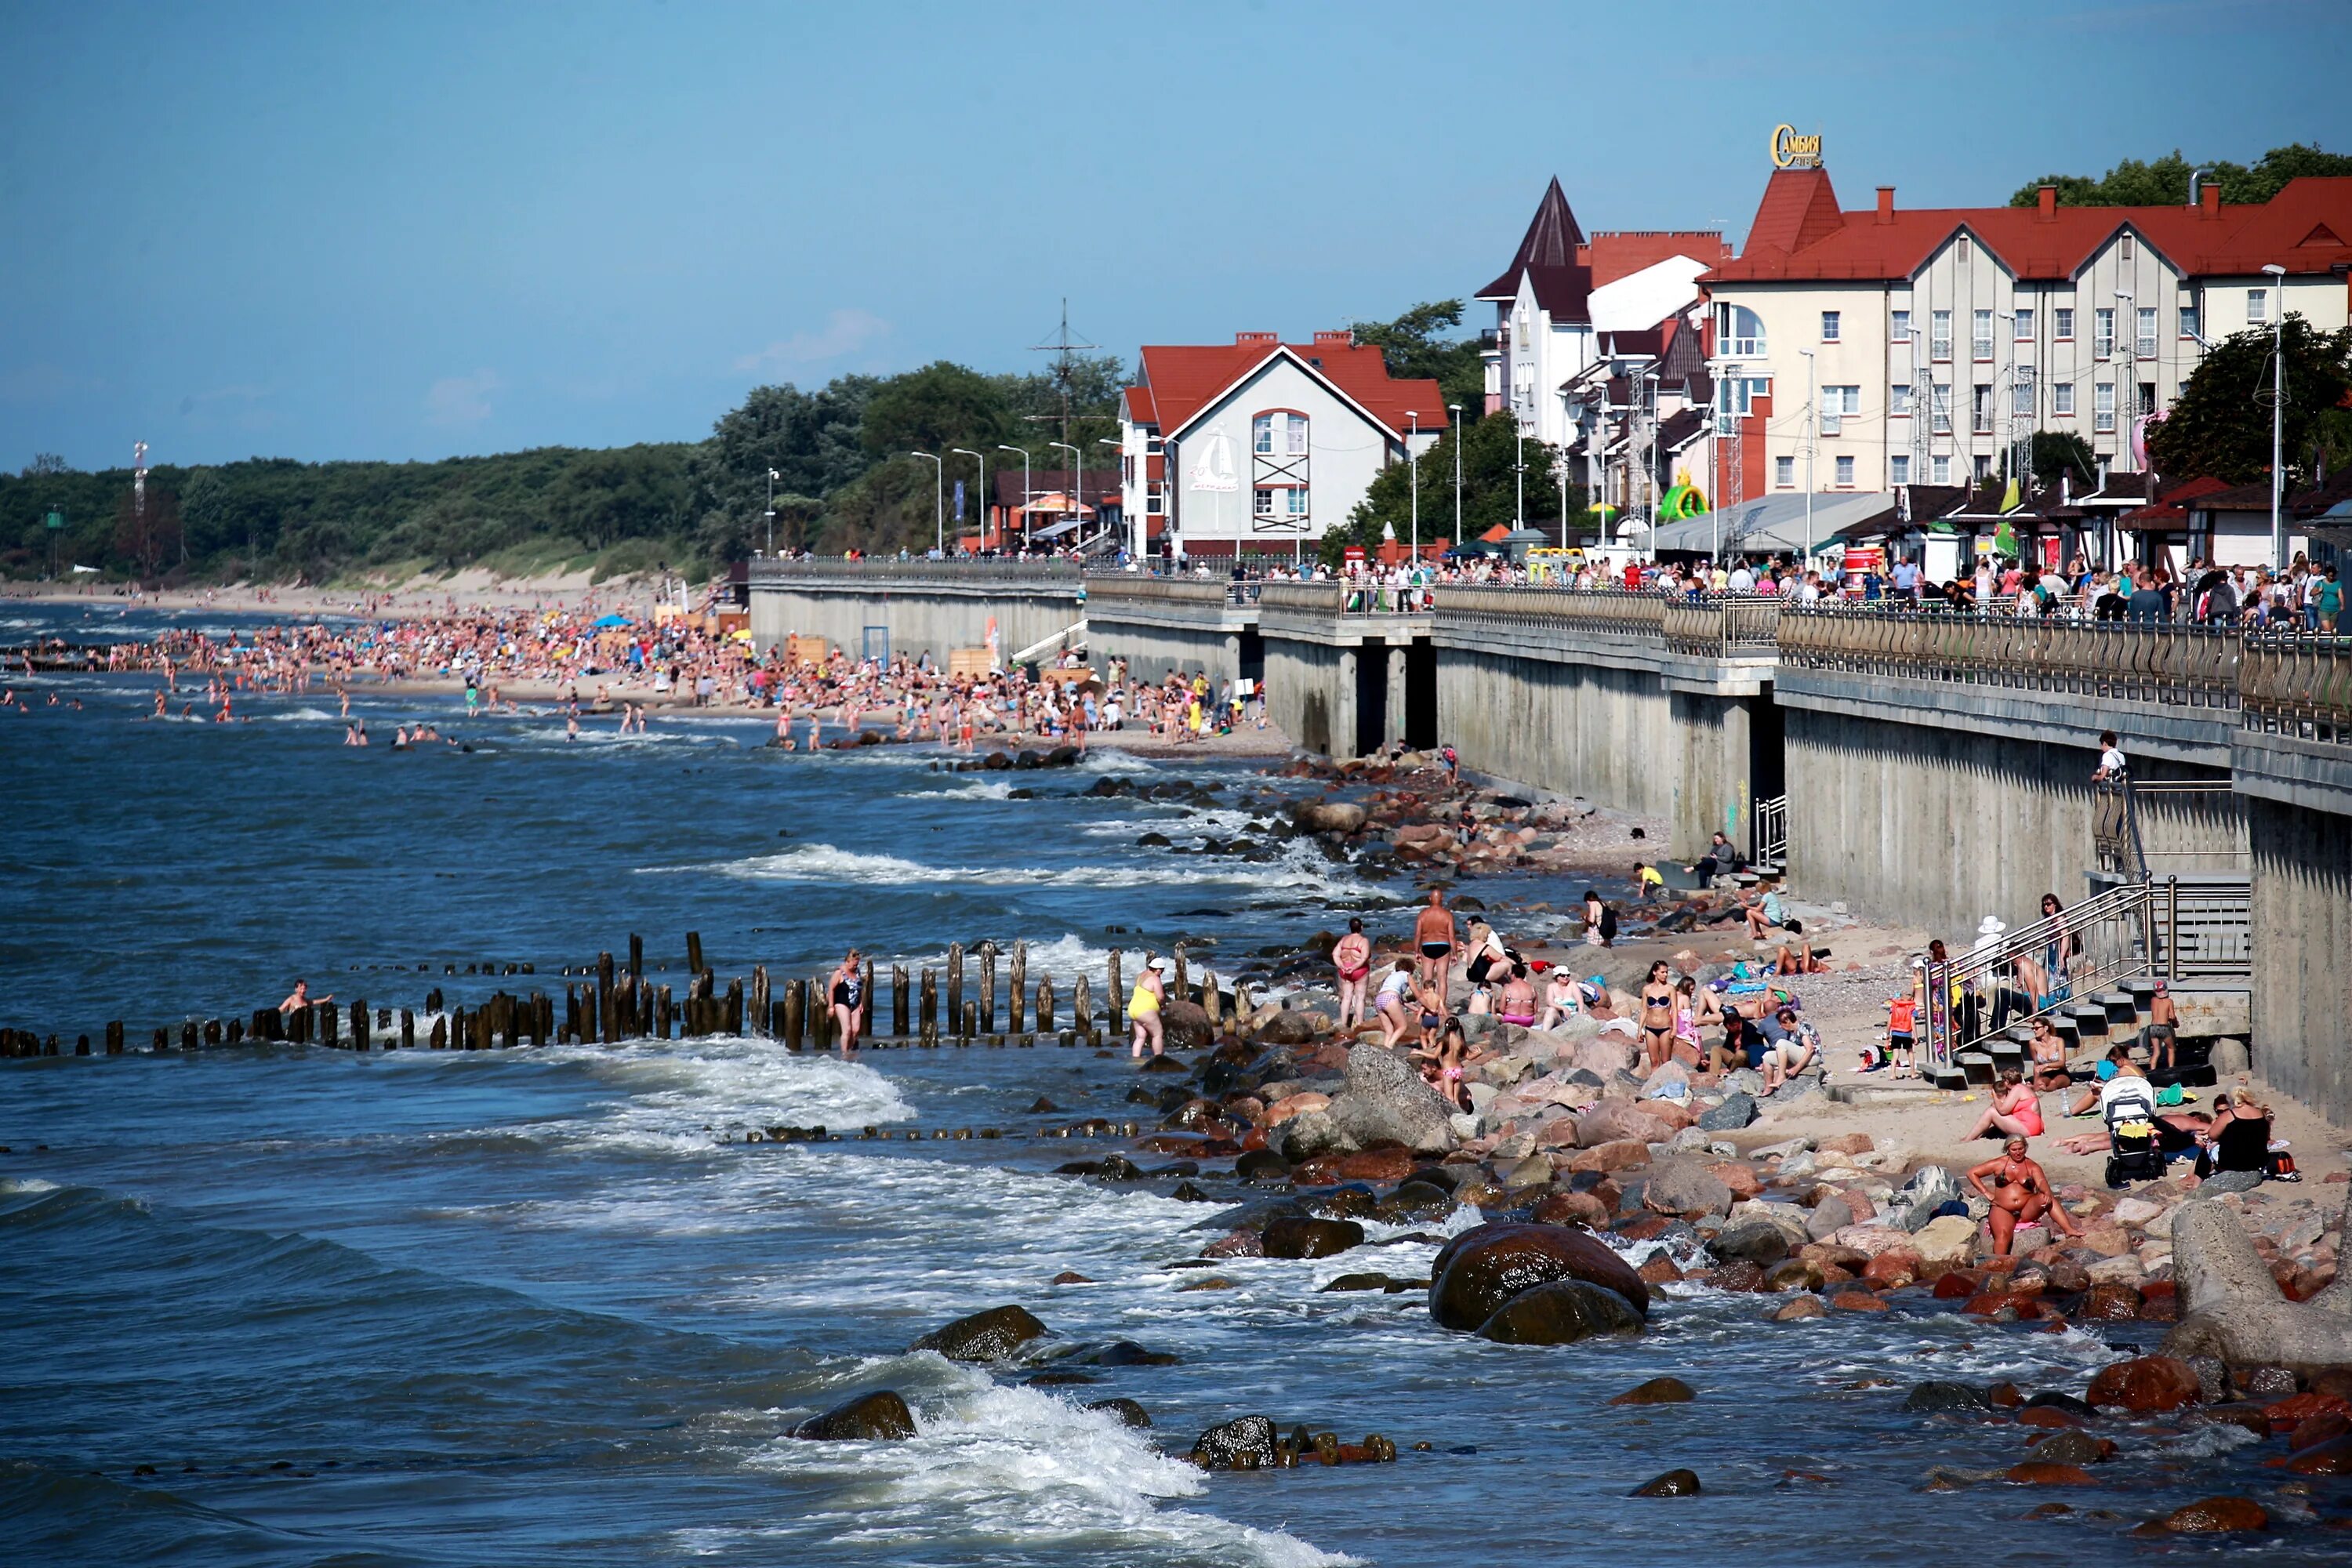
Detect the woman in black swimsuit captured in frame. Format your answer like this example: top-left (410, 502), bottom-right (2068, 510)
top-left (829, 949), bottom-right (865, 1054)
top-left (1639, 960), bottom-right (1676, 1075)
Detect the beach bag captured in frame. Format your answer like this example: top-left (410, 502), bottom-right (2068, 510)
top-left (1599, 906), bottom-right (1619, 943)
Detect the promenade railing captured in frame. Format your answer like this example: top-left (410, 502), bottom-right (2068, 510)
top-left (747, 559), bottom-right (1081, 591)
top-left (2241, 631), bottom-right (2352, 744)
top-left (1777, 605), bottom-right (2242, 711)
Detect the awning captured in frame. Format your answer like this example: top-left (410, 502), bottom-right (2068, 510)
top-left (1029, 517), bottom-right (1085, 539)
top-left (1650, 492), bottom-right (1898, 556)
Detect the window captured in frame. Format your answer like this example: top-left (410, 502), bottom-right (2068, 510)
top-left (1254, 485), bottom-right (1276, 516)
top-left (2136, 307), bottom-right (2157, 358)
top-left (1972, 383), bottom-right (1994, 434)
top-left (1957, 235), bottom-right (1973, 264)
top-left (1891, 309), bottom-right (1911, 342)
top-left (2180, 298), bottom-right (2201, 340)
top-left (2053, 383), bottom-right (2075, 417)
top-left (1890, 382), bottom-right (1914, 417)
top-left (1889, 455), bottom-right (1911, 485)
top-left (1930, 310), bottom-right (1952, 360)
top-left (1930, 383), bottom-right (1952, 434)
top-left (1717, 376), bottom-right (1769, 416)
top-left (1512, 362), bottom-right (1534, 403)
top-left (1820, 310), bottom-right (1841, 342)
top-left (1145, 483), bottom-right (1163, 516)
top-left (2054, 306), bottom-right (2075, 339)
top-left (1932, 455), bottom-right (1952, 484)
top-left (1287, 412), bottom-right (1308, 455)
top-left (2139, 382), bottom-right (2156, 418)
top-left (2093, 308), bottom-right (2115, 358)
top-left (1820, 385), bottom-right (1860, 434)
top-left (1145, 432), bottom-right (1163, 456)
top-left (2094, 383), bottom-right (2115, 433)
top-left (2247, 289), bottom-right (2268, 325)
top-left (1252, 415), bottom-right (1275, 456)
top-left (1973, 310), bottom-right (1994, 360)
top-left (1975, 454), bottom-right (1993, 481)
top-left (1286, 486), bottom-right (1308, 517)
top-left (1717, 303), bottom-right (1766, 358)
top-left (1775, 456), bottom-right (1795, 488)
top-left (2014, 308), bottom-right (2034, 339)
top-left (1835, 455), bottom-right (1856, 487)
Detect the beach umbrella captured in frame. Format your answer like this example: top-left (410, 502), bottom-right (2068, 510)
top-left (591, 613), bottom-right (633, 628)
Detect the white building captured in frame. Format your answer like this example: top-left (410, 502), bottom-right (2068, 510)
top-left (1701, 162), bottom-right (2352, 504)
top-left (1119, 332), bottom-right (1443, 560)
top-left (1475, 178), bottom-right (1730, 530)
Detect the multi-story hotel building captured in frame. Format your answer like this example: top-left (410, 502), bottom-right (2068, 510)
top-left (1701, 161), bottom-right (2352, 506)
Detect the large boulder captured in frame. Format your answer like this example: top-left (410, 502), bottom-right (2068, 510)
top-left (1696, 1091), bottom-right (1757, 1132)
top-left (1159, 1000), bottom-right (1213, 1050)
top-left (792, 1389), bottom-right (918, 1440)
top-left (1475, 1279), bottom-right (1646, 1345)
top-left (1294, 800), bottom-right (1368, 833)
top-left (2087, 1355), bottom-right (2203, 1414)
top-left (1893, 1165), bottom-right (1964, 1232)
top-left (1428, 1221), bottom-right (1650, 1333)
top-left (910, 1304), bottom-right (1051, 1363)
top-left (2164, 1186), bottom-right (2352, 1370)
top-left (1908, 1214), bottom-right (1981, 1269)
top-left (1272, 1105), bottom-right (1357, 1161)
top-left (1262, 1217), bottom-right (1366, 1259)
top-left (1577, 1099), bottom-right (1671, 1149)
top-left (1326, 1044), bottom-right (1455, 1153)
top-left (1643, 1159), bottom-right (1734, 1218)
top-left (1190, 1414), bottom-right (1278, 1470)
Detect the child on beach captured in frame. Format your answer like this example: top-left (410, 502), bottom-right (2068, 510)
top-left (1882, 992), bottom-right (1917, 1078)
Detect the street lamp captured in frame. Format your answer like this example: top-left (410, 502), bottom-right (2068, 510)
top-left (1097, 437), bottom-right (1123, 555)
top-left (1049, 441), bottom-right (1082, 556)
top-left (1406, 411), bottom-right (1420, 561)
top-left (950, 448), bottom-right (985, 550)
top-left (1514, 420), bottom-right (1526, 529)
top-left (2263, 263), bottom-right (2287, 571)
top-left (909, 451), bottom-right (943, 555)
top-left (764, 467), bottom-right (780, 557)
top-left (1448, 403), bottom-right (1463, 549)
top-left (996, 444), bottom-right (1032, 557)
top-left (1799, 348), bottom-right (1816, 573)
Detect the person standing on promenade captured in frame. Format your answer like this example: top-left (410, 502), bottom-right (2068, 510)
top-left (1413, 889), bottom-right (1457, 999)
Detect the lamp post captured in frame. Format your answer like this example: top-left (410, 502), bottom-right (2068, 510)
top-left (1049, 441), bottom-right (1082, 556)
top-left (1096, 437), bottom-right (1122, 555)
top-left (1799, 349), bottom-right (1816, 575)
top-left (2263, 262), bottom-right (2286, 572)
top-left (950, 448), bottom-right (984, 552)
top-left (909, 451), bottom-right (943, 556)
top-left (764, 467), bottom-right (779, 557)
top-left (1448, 403), bottom-right (1463, 550)
top-left (1514, 421), bottom-right (1526, 529)
top-left (1406, 411), bottom-right (1419, 561)
top-left (996, 444), bottom-right (1032, 557)
top-left (1557, 443), bottom-right (1570, 550)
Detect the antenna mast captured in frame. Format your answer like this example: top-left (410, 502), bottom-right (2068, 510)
top-left (1028, 298), bottom-right (1098, 449)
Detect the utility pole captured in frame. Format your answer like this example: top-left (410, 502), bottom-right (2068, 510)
top-left (764, 468), bottom-right (779, 556)
top-left (910, 452), bottom-right (943, 555)
top-left (1799, 350), bottom-right (1817, 573)
top-left (1406, 412), bottom-right (1419, 560)
top-left (1448, 403), bottom-right (1463, 549)
top-left (1050, 441), bottom-right (1081, 556)
top-left (2263, 263), bottom-right (2286, 572)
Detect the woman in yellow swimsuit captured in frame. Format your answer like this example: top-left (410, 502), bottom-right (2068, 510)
top-left (1130, 957), bottom-right (1167, 1058)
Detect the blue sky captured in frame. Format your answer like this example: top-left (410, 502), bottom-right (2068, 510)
top-left (2, 0), bottom-right (2346, 470)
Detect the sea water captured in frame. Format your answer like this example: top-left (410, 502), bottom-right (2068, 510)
top-left (0, 603), bottom-right (2330, 1565)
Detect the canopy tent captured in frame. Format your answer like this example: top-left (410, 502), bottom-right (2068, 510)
top-left (1650, 492), bottom-right (1897, 557)
top-left (590, 613), bottom-right (633, 628)
top-left (1011, 492), bottom-right (1094, 519)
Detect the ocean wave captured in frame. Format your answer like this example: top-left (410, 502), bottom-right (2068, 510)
top-left (747, 1375), bottom-right (1356, 1568)
top-left (677, 841), bottom-right (1364, 898)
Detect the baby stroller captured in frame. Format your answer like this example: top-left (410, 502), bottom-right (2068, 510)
top-left (2103, 1087), bottom-right (2165, 1189)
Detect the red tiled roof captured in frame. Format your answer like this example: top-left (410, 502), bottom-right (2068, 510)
top-left (1706, 172), bottom-right (2352, 284)
top-left (1479, 180), bottom-right (1729, 320)
top-left (1589, 230), bottom-right (1733, 287)
top-left (1123, 339), bottom-right (1443, 441)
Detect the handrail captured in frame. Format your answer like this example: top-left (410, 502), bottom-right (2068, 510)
top-left (747, 560), bottom-right (1082, 590)
top-left (1779, 605), bottom-right (2243, 710)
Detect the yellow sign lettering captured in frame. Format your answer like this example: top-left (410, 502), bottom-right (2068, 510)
top-left (1771, 124), bottom-right (1823, 169)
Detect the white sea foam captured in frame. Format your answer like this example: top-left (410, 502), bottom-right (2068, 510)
top-left (0, 1178), bottom-right (61, 1195)
top-left (901, 779), bottom-right (1016, 801)
top-left (745, 1375), bottom-right (1356, 1568)
top-left (678, 840), bottom-right (1366, 900)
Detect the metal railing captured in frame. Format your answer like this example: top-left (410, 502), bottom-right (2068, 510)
top-left (1779, 605), bottom-right (2242, 710)
top-left (2241, 632), bottom-right (2352, 743)
top-left (1440, 585), bottom-right (1668, 633)
top-left (747, 560), bottom-right (1081, 590)
top-left (1751, 793), bottom-right (1788, 867)
top-left (1918, 873), bottom-right (2251, 1073)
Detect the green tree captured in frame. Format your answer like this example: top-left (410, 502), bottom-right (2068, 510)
top-left (1323, 410), bottom-right (1581, 564)
top-left (858, 361), bottom-right (1015, 457)
top-left (2024, 431), bottom-right (2097, 489)
top-left (686, 377), bottom-right (873, 562)
top-left (2146, 315), bottom-right (2352, 485)
top-left (2009, 143), bottom-right (2352, 207)
top-left (1348, 300), bottom-right (1486, 416)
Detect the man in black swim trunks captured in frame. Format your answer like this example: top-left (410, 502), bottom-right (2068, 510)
top-left (1412, 888), bottom-right (1457, 1001)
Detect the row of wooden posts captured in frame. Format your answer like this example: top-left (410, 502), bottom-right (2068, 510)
top-left (2, 934), bottom-right (1250, 1059)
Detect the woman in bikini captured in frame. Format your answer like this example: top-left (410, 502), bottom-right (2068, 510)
top-left (1967, 1136), bottom-right (2085, 1255)
top-left (1671, 976), bottom-right (1704, 1069)
top-left (1373, 959), bottom-right (1416, 1049)
top-left (1535, 967), bottom-right (1581, 1031)
top-left (1963, 1065), bottom-right (2045, 1142)
top-left (1638, 960), bottom-right (1677, 1074)
top-left (2026, 1017), bottom-right (2070, 1092)
top-left (1331, 916), bottom-right (1372, 1032)
top-left (1496, 961), bottom-right (1539, 1029)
